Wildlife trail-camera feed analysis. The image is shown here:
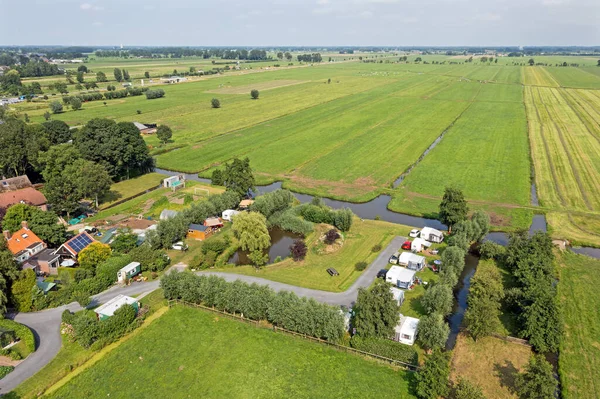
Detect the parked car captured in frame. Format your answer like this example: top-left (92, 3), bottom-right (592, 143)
top-left (377, 269), bottom-right (388, 279)
top-left (389, 251), bottom-right (400, 264)
top-left (401, 241), bottom-right (412, 250)
top-left (171, 241), bottom-right (188, 251)
top-left (327, 268), bottom-right (339, 276)
top-left (409, 229), bottom-right (420, 238)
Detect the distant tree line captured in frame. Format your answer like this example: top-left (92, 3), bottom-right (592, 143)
top-left (297, 53), bottom-right (323, 63)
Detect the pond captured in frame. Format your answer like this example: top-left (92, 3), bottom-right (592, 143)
top-left (228, 228), bottom-right (301, 266)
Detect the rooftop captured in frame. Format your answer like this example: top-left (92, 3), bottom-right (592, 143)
top-left (5, 225), bottom-right (44, 256)
top-left (387, 266), bottom-right (416, 282)
top-left (94, 295), bottom-right (137, 317)
top-left (60, 231), bottom-right (95, 256)
top-left (189, 223), bottom-right (208, 232)
top-left (0, 175), bottom-right (32, 193)
top-left (0, 187), bottom-right (47, 209)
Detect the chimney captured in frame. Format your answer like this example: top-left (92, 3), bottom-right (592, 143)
top-left (21, 221), bottom-right (28, 229)
top-left (2, 230), bottom-right (9, 241)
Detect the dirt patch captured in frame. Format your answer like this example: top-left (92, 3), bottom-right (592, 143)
top-left (0, 356), bottom-right (21, 367)
top-left (206, 80), bottom-right (308, 95)
top-left (121, 217), bottom-right (157, 230)
top-left (487, 212), bottom-right (510, 227)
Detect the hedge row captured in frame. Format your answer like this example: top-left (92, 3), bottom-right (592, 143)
top-left (350, 335), bottom-right (418, 365)
top-left (0, 319), bottom-right (35, 353)
top-left (0, 366), bottom-right (14, 379)
top-left (161, 272), bottom-right (345, 342)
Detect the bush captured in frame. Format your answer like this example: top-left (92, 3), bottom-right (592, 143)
top-left (290, 240), bottom-right (307, 261)
top-left (268, 209), bottom-right (313, 236)
top-left (355, 261), bottom-right (368, 271)
top-left (49, 100), bottom-right (63, 114)
top-left (479, 241), bottom-right (505, 260)
top-left (145, 89), bottom-right (165, 99)
top-left (350, 335), bottom-right (418, 365)
top-left (0, 366), bottom-right (14, 379)
top-left (250, 89), bottom-right (259, 99)
top-left (324, 228), bottom-right (340, 245)
top-left (202, 237), bottom-right (229, 255)
top-left (371, 244), bottom-right (382, 252)
top-left (0, 319), bottom-right (35, 353)
top-left (211, 98), bottom-right (221, 108)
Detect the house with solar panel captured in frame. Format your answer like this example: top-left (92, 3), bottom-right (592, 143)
top-left (55, 231), bottom-right (96, 263)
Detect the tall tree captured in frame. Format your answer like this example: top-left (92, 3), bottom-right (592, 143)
top-left (76, 71), bottom-right (84, 83)
top-left (41, 120), bottom-right (72, 145)
top-left (231, 212), bottom-right (270, 253)
top-left (415, 350), bottom-right (451, 399)
top-left (353, 280), bottom-right (399, 338)
top-left (43, 173), bottom-right (81, 218)
top-left (156, 125), bottom-right (172, 145)
top-left (515, 355), bottom-right (557, 399)
top-left (0, 118), bottom-right (46, 177)
top-left (113, 68), bottom-right (123, 82)
top-left (464, 263), bottom-right (504, 341)
top-left (439, 187), bottom-right (468, 231)
top-left (96, 71), bottom-right (107, 82)
top-left (1, 204), bottom-right (67, 247)
top-left (65, 159), bottom-right (112, 208)
top-left (223, 157), bottom-right (255, 197)
top-left (74, 119), bottom-right (153, 179)
top-left (39, 144), bottom-right (82, 181)
top-left (417, 313), bottom-right (450, 352)
top-left (421, 283), bottom-right (453, 315)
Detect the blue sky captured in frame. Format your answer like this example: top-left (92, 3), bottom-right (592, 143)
top-left (2, 0), bottom-right (598, 46)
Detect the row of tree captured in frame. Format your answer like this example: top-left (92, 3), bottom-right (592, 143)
top-left (161, 272), bottom-right (345, 342)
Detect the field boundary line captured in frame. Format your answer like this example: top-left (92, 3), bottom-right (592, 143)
top-left (168, 300), bottom-right (419, 371)
top-left (42, 307), bottom-right (169, 396)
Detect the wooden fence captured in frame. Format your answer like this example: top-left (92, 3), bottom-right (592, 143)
top-left (168, 299), bottom-right (419, 371)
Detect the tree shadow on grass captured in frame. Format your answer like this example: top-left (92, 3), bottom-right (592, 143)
top-left (100, 190), bottom-right (122, 204)
top-left (494, 360), bottom-right (519, 394)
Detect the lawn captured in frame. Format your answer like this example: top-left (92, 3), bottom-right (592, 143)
top-left (99, 172), bottom-right (166, 210)
top-left (450, 333), bottom-right (532, 399)
top-left (49, 306), bottom-right (415, 399)
top-left (557, 251), bottom-right (600, 399)
top-left (213, 219), bottom-right (410, 292)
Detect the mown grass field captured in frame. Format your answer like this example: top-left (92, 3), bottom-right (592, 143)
top-left (558, 251), bottom-right (600, 399)
top-left (98, 172), bottom-right (166, 209)
top-left (49, 307), bottom-right (415, 399)
top-left (214, 218), bottom-right (408, 292)
top-left (13, 56), bottom-right (600, 239)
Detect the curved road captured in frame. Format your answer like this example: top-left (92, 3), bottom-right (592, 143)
top-left (0, 236), bottom-right (404, 394)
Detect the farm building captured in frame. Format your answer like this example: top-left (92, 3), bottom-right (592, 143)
top-left (393, 314), bottom-right (420, 346)
top-left (386, 266), bottom-right (416, 289)
top-left (390, 287), bottom-right (405, 306)
top-left (161, 76), bottom-right (187, 84)
top-left (239, 199), bottom-right (254, 209)
top-left (4, 221), bottom-right (47, 264)
top-left (420, 227), bottom-right (444, 243)
top-left (94, 295), bottom-right (139, 321)
top-left (222, 209), bottom-right (240, 221)
top-left (410, 238), bottom-right (431, 253)
top-left (117, 262), bottom-right (141, 283)
top-left (159, 209), bottom-right (179, 220)
top-left (187, 224), bottom-right (209, 240)
top-left (133, 122), bottom-right (157, 134)
top-left (398, 252), bottom-right (426, 271)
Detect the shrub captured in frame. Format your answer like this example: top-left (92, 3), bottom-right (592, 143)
top-left (202, 237), bottom-right (229, 255)
top-left (290, 240), bottom-right (307, 261)
top-left (268, 209), bottom-right (313, 236)
top-left (211, 98), bottom-right (221, 108)
top-left (145, 89), bottom-right (165, 99)
top-left (0, 319), bottom-right (35, 353)
top-left (479, 241), bottom-right (505, 261)
top-left (371, 244), bottom-right (382, 252)
top-left (355, 261), bottom-right (368, 271)
top-left (0, 366), bottom-right (14, 379)
top-left (350, 335), bottom-right (418, 365)
top-left (49, 100), bottom-right (63, 114)
top-left (324, 228), bottom-right (340, 245)
top-left (250, 89), bottom-right (259, 99)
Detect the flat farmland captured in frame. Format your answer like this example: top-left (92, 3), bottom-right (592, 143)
top-left (546, 67), bottom-right (600, 89)
top-left (397, 88), bottom-right (531, 208)
top-left (525, 86), bottom-right (600, 211)
top-left (522, 66), bottom-right (560, 87)
top-left (49, 307), bottom-right (414, 399)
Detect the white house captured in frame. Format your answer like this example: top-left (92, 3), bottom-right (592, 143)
top-left (420, 227), bottom-right (444, 243)
top-left (398, 252), bottom-right (426, 271)
top-left (411, 238), bottom-right (431, 253)
top-left (390, 287), bottom-right (405, 306)
top-left (394, 314), bottom-right (420, 345)
top-left (386, 266), bottom-right (417, 289)
top-left (222, 209), bottom-right (240, 222)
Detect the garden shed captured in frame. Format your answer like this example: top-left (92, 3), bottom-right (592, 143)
top-left (187, 224), bottom-right (209, 240)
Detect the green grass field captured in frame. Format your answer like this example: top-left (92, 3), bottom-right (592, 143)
top-left (12, 56), bottom-right (600, 240)
top-left (49, 306), bottom-right (415, 399)
top-left (99, 172), bottom-right (166, 209)
top-left (558, 251), bottom-right (600, 399)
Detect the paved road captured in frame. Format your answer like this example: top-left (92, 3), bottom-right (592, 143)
top-left (0, 237), bottom-right (403, 394)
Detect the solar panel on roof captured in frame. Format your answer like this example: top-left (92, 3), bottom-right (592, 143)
top-left (69, 234), bottom-right (93, 253)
